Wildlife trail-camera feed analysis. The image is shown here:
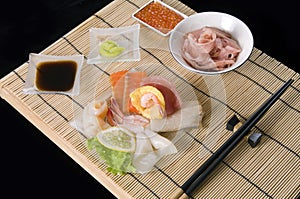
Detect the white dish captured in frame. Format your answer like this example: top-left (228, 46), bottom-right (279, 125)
top-left (87, 24), bottom-right (140, 64)
top-left (71, 48), bottom-right (205, 174)
top-left (169, 12), bottom-right (254, 75)
top-left (23, 53), bottom-right (84, 96)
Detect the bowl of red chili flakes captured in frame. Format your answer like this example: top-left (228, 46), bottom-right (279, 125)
top-left (132, 0), bottom-right (187, 36)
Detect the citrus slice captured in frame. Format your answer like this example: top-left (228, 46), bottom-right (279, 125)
top-left (96, 127), bottom-right (136, 152)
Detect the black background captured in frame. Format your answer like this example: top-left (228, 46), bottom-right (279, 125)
top-left (0, 0), bottom-right (298, 198)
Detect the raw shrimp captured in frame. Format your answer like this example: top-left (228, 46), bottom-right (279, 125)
top-left (140, 93), bottom-right (160, 108)
top-left (129, 85), bottom-right (165, 119)
top-left (108, 97), bottom-right (149, 127)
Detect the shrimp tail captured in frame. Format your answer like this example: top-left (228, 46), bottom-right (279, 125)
top-left (109, 97), bottom-right (149, 127)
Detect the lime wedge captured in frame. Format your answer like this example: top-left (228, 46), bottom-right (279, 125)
top-left (97, 127), bottom-right (135, 152)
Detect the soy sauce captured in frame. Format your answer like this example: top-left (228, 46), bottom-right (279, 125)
top-left (35, 60), bottom-right (77, 92)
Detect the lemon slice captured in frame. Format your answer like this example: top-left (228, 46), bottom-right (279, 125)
top-left (97, 127), bottom-right (135, 152)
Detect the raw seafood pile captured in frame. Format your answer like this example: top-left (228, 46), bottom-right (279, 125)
top-left (73, 69), bottom-right (203, 175)
top-left (181, 26), bottom-right (241, 71)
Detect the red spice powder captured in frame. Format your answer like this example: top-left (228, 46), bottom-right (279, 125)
top-left (134, 1), bottom-right (184, 34)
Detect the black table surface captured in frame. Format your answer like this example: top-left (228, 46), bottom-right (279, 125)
top-left (0, 0), bottom-right (298, 198)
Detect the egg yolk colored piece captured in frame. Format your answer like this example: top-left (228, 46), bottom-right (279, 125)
top-left (129, 86), bottom-right (165, 119)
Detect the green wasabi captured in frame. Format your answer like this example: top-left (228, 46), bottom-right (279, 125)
top-left (99, 40), bottom-right (125, 58)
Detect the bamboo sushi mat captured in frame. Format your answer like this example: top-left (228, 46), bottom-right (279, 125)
top-left (1, 0), bottom-right (299, 198)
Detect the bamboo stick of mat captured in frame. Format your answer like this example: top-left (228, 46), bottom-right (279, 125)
top-left (170, 79), bottom-right (294, 199)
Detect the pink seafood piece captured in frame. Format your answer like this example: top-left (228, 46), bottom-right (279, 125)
top-left (181, 26), bottom-right (241, 71)
top-left (108, 97), bottom-right (149, 127)
top-left (140, 75), bottom-right (182, 116)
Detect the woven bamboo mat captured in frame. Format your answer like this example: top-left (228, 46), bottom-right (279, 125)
top-left (1, 0), bottom-right (299, 198)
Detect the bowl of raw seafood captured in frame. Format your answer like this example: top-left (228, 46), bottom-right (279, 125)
top-left (169, 12), bottom-right (254, 75)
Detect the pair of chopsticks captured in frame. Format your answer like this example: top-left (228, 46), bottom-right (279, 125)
top-left (171, 79), bottom-right (294, 199)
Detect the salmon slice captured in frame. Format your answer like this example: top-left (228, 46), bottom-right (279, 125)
top-left (110, 70), bottom-right (147, 114)
top-left (110, 70), bottom-right (128, 114)
top-left (123, 71), bottom-right (147, 113)
top-left (110, 70), bottom-right (128, 87)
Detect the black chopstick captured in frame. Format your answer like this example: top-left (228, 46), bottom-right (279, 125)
top-left (171, 79), bottom-right (294, 199)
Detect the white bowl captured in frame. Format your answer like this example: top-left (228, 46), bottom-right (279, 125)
top-left (169, 12), bottom-right (254, 75)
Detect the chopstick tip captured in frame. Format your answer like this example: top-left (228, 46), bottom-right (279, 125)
top-left (179, 193), bottom-right (189, 199)
top-left (169, 188), bottom-right (184, 199)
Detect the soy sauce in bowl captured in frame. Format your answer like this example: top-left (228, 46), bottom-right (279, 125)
top-left (35, 60), bottom-right (77, 92)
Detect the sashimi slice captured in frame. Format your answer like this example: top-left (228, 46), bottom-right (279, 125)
top-left (110, 70), bottom-right (128, 112)
top-left (110, 70), bottom-right (147, 114)
top-left (123, 71), bottom-right (147, 113)
top-left (110, 70), bottom-right (128, 87)
top-left (141, 76), bottom-right (182, 115)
